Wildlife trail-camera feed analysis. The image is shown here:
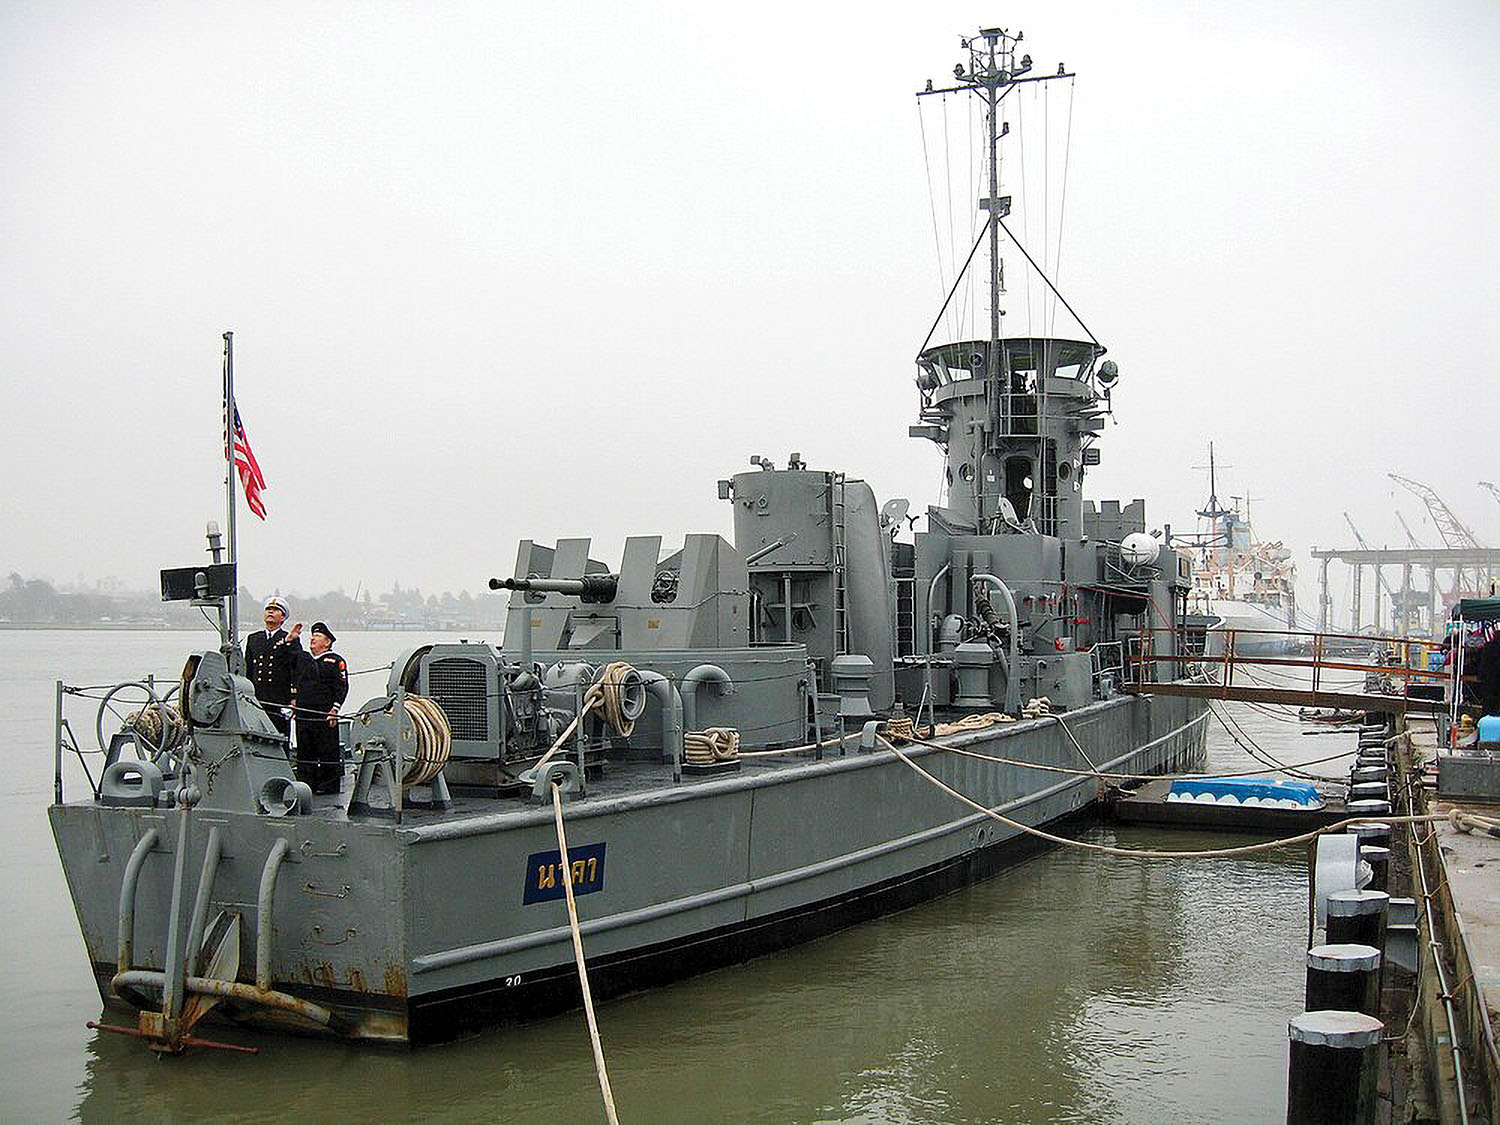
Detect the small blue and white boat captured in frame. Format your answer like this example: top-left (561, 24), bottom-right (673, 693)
top-left (1165, 777), bottom-right (1324, 809)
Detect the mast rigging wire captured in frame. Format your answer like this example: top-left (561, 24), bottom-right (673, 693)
top-left (957, 107), bottom-right (989, 340)
top-left (942, 94), bottom-right (957, 343)
top-left (1051, 78), bottom-right (1077, 337)
top-left (997, 216), bottom-right (1099, 346)
top-left (915, 224), bottom-right (991, 360)
top-left (916, 103), bottom-right (952, 335)
top-left (1044, 81), bottom-right (1051, 334)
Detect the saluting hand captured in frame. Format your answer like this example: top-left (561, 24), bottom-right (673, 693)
top-left (289, 622), bottom-right (303, 640)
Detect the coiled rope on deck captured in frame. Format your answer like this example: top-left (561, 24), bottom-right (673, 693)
top-left (935, 711), bottom-right (1013, 735)
top-left (550, 782), bottom-right (621, 1125)
top-left (401, 695), bottom-right (451, 788)
top-left (125, 703), bottom-right (189, 754)
top-left (1020, 696), bottom-right (1054, 719)
top-left (533, 661), bottom-right (640, 772)
top-left (684, 727), bottom-right (740, 764)
top-left (590, 661), bottom-right (639, 740)
top-left (885, 715), bottom-right (917, 741)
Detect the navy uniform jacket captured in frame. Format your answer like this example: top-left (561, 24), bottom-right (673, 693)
top-left (295, 649), bottom-right (349, 716)
top-left (245, 628), bottom-right (296, 707)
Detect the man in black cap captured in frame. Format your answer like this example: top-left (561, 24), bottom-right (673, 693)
top-left (244, 596), bottom-right (296, 736)
top-left (292, 622), bottom-right (349, 795)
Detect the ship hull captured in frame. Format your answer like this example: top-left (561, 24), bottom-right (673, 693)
top-left (52, 693), bottom-right (1206, 1045)
top-left (1201, 599), bottom-right (1295, 656)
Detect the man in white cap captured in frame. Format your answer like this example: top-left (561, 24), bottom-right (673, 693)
top-left (245, 596), bottom-right (297, 736)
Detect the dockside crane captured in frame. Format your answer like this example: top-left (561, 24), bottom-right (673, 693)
top-left (1395, 510), bottom-right (1423, 548)
top-left (1391, 511), bottom-right (1433, 630)
top-left (1480, 481), bottom-right (1500, 508)
top-left (1389, 472), bottom-right (1482, 597)
top-left (1387, 474), bottom-right (1481, 548)
top-left (1344, 513), bottom-right (1398, 632)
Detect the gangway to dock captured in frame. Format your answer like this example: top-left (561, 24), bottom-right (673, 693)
top-left (1124, 627), bottom-right (1447, 714)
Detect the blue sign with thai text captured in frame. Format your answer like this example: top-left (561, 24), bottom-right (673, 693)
top-left (522, 842), bottom-right (607, 905)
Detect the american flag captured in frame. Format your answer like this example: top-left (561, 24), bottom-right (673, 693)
top-left (230, 407), bottom-right (268, 520)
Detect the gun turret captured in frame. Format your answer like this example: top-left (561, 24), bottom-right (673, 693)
top-left (489, 574), bottom-right (620, 604)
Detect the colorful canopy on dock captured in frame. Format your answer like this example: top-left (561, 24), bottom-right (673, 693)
top-left (1451, 598), bottom-right (1500, 622)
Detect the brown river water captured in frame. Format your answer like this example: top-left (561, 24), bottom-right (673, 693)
top-left (0, 629), bottom-right (1361, 1122)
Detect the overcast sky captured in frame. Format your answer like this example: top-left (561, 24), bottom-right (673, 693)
top-left (3, 1), bottom-right (1496, 618)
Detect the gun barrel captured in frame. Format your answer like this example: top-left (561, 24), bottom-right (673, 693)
top-left (488, 574), bottom-right (619, 603)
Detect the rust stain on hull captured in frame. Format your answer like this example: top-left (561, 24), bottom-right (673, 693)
top-left (384, 964), bottom-right (408, 998)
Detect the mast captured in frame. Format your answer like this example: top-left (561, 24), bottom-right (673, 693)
top-left (222, 331), bottom-right (240, 662)
top-left (913, 29), bottom-right (1095, 538)
top-left (983, 34), bottom-right (1003, 399)
top-left (1195, 442), bottom-right (1234, 537)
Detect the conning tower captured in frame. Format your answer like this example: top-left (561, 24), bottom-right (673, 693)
top-left (913, 337), bottom-right (1113, 538)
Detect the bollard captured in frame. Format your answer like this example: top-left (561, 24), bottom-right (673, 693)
top-left (1306, 943), bottom-right (1382, 1016)
top-left (1326, 889), bottom-right (1389, 950)
top-left (1359, 845), bottom-right (1391, 892)
top-left (1286, 1011), bottom-right (1383, 1124)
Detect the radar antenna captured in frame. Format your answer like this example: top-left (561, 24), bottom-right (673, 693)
top-left (916, 28), bottom-right (1076, 398)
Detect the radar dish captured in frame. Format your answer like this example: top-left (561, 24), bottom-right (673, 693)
top-left (1120, 532), bottom-right (1159, 568)
top-left (880, 498), bottom-right (911, 530)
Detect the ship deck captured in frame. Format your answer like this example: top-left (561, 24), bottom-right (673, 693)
top-left (302, 752), bottom-right (810, 824)
top-left (299, 706), bottom-right (1133, 829)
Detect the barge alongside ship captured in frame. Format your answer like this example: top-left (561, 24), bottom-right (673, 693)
top-left (49, 25), bottom-right (1208, 1048)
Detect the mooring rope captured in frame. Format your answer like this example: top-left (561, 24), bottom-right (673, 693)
top-left (935, 711), bottom-right (1013, 735)
top-left (684, 728), bottom-right (740, 764)
top-left (1049, 712), bottom-right (1101, 777)
top-left (896, 726), bottom-right (1358, 783)
top-left (737, 732), bottom-right (848, 759)
top-left (879, 734), bottom-right (1446, 860)
top-left (590, 662), bottom-right (639, 739)
top-left (532, 662), bottom-right (640, 773)
top-left (550, 783), bottom-right (620, 1125)
top-left (400, 695), bottom-right (451, 787)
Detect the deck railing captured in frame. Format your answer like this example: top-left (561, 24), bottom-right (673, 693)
top-left (1124, 626), bottom-right (1448, 711)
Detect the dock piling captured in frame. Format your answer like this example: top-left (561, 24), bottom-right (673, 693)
top-left (1286, 1010), bottom-right (1384, 1124)
top-left (1325, 889), bottom-right (1389, 951)
top-left (1305, 943), bottom-right (1382, 1017)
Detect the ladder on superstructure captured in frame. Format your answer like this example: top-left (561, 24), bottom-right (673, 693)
top-left (831, 473), bottom-right (850, 655)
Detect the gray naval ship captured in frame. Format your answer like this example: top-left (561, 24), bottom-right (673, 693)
top-left (49, 26), bottom-right (1208, 1049)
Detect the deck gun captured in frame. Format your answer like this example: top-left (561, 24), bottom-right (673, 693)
top-left (490, 574), bottom-right (619, 604)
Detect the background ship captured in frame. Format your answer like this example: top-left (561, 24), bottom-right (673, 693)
top-left (1175, 444), bottom-right (1297, 656)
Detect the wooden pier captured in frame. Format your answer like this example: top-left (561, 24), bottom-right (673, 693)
top-left (1125, 625), bottom-right (1447, 715)
top-left (1126, 680), bottom-right (1443, 714)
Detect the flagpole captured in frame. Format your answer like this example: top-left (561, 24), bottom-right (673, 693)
top-left (222, 330), bottom-right (241, 666)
